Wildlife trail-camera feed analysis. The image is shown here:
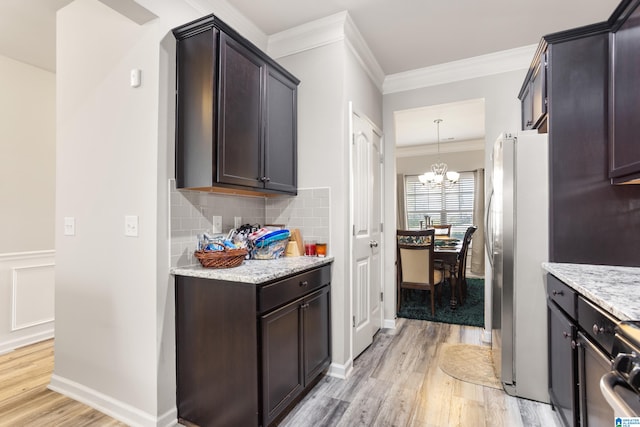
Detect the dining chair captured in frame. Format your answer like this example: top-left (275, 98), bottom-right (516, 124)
top-left (432, 224), bottom-right (452, 237)
top-left (396, 229), bottom-right (444, 316)
top-left (456, 225), bottom-right (478, 302)
top-left (440, 225), bottom-right (477, 305)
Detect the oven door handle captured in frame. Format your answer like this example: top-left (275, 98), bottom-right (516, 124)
top-left (600, 371), bottom-right (637, 417)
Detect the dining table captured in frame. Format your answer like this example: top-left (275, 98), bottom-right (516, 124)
top-left (434, 237), bottom-right (463, 309)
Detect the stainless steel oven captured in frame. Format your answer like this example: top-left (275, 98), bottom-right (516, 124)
top-left (600, 321), bottom-right (640, 418)
top-left (577, 297), bottom-right (617, 426)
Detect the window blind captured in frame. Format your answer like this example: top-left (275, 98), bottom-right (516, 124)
top-left (404, 172), bottom-right (475, 240)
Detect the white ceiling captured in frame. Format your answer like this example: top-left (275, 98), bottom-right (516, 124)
top-left (0, 0), bottom-right (620, 148)
top-left (227, 0), bottom-right (619, 75)
top-left (394, 99), bottom-right (485, 146)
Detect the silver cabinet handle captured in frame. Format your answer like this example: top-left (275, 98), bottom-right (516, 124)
top-left (369, 240), bottom-right (378, 248)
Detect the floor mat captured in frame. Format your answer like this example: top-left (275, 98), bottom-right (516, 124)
top-left (439, 343), bottom-right (503, 390)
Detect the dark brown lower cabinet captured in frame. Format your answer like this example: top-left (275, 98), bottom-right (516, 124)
top-left (176, 263), bottom-right (331, 427)
top-left (548, 296), bottom-right (578, 427)
top-left (546, 274), bottom-right (616, 427)
top-left (261, 286), bottom-right (330, 426)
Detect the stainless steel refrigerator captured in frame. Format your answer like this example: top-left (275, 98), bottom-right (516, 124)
top-left (487, 131), bottom-right (549, 403)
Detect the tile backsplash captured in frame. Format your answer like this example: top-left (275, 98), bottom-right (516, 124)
top-left (169, 181), bottom-right (330, 267)
top-left (266, 187), bottom-right (330, 247)
top-left (170, 183), bottom-right (264, 267)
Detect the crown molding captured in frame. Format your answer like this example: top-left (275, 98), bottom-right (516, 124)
top-left (267, 11), bottom-right (347, 59)
top-left (267, 11), bottom-right (384, 89)
top-left (395, 139), bottom-right (485, 158)
top-left (343, 13), bottom-right (385, 89)
top-left (383, 44), bottom-right (538, 95)
top-left (182, 0), bottom-right (268, 49)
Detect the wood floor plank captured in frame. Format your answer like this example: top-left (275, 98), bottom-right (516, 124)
top-left (280, 319), bottom-right (559, 427)
top-left (0, 340), bottom-right (126, 427)
top-left (3, 322), bottom-right (559, 427)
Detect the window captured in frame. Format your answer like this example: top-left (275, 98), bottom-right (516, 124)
top-left (404, 172), bottom-right (475, 240)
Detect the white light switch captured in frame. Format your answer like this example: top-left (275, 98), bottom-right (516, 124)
top-left (234, 216), bottom-right (242, 228)
top-left (130, 69), bottom-right (141, 88)
top-left (64, 217), bottom-right (75, 236)
top-left (212, 216), bottom-right (222, 234)
top-left (125, 215), bottom-right (139, 237)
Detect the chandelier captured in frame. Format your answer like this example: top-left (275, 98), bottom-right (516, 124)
top-left (418, 119), bottom-right (460, 188)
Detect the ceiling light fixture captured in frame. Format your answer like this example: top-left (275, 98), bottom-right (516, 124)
top-left (418, 119), bottom-right (460, 188)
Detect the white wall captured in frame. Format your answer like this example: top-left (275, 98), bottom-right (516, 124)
top-left (53, 0), bottom-right (205, 425)
top-left (0, 55), bottom-right (56, 253)
top-left (275, 38), bottom-right (383, 372)
top-left (54, 0), bottom-right (277, 424)
top-left (383, 70), bottom-right (526, 334)
top-left (276, 42), bottom-right (351, 370)
top-left (0, 54), bottom-right (56, 353)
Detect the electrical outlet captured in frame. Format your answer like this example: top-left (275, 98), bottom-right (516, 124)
top-left (125, 215), bottom-right (139, 237)
top-left (212, 215), bottom-right (222, 233)
top-left (234, 216), bottom-right (242, 228)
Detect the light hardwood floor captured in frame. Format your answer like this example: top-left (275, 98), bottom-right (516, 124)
top-left (0, 339), bottom-right (125, 427)
top-left (1, 320), bottom-right (559, 427)
top-left (279, 319), bottom-right (559, 427)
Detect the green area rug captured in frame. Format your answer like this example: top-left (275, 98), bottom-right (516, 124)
top-left (397, 278), bottom-right (484, 327)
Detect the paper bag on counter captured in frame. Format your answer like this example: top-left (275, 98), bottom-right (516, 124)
top-left (285, 241), bottom-right (301, 257)
top-left (289, 228), bottom-right (304, 256)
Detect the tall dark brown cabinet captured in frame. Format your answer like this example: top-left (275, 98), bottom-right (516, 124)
top-left (519, 8), bottom-right (640, 267)
top-left (173, 15), bottom-right (299, 195)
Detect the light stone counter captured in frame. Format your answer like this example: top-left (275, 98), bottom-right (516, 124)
top-left (171, 256), bottom-right (333, 284)
top-left (542, 262), bottom-right (640, 321)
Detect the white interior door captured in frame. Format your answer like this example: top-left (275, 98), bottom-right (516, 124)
top-left (351, 108), bottom-right (382, 358)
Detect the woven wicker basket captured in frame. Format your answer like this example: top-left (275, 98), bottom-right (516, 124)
top-left (194, 248), bottom-right (248, 269)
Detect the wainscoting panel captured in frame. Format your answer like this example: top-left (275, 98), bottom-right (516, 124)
top-left (0, 251), bottom-right (55, 354)
top-left (12, 263), bottom-right (55, 331)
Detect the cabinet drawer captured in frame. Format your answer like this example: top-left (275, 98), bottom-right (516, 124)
top-left (259, 264), bottom-right (331, 313)
top-left (578, 296), bottom-right (617, 357)
top-left (547, 274), bottom-right (577, 319)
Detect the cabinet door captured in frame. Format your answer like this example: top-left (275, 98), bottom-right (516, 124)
top-left (610, 3), bottom-right (640, 183)
top-left (548, 301), bottom-right (578, 427)
top-left (264, 66), bottom-right (298, 194)
top-left (218, 31), bottom-right (264, 189)
top-left (261, 298), bottom-right (303, 426)
top-left (530, 56), bottom-right (547, 129)
top-left (521, 81), bottom-right (534, 130)
top-left (303, 286), bottom-right (331, 384)
top-left (521, 57), bottom-right (547, 131)
top-left (175, 26), bottom-right (216, 189)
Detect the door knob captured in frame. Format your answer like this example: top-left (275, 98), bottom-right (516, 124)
top-left (369, 240), bottom-right (378, 248)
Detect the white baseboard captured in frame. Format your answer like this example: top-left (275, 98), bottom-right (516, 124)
top-left (383, 318), bottom-right (396, 329)
top-left (0, 328), bottom-right (54, 355)
top-left (482, 329), bottom-right (492, 344)
top-left (48, 374), bottom-right (173, 427)
top-left (327, 358), bottom-right (353, 380)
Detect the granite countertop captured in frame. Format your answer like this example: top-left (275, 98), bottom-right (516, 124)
top-left (171, 256), bottom-right (333, 284)
top-left (542, 262), bottom-right (640, 321)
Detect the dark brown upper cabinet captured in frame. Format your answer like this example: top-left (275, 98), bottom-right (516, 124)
top-left (609, 0), bottom-right (640, 184)
top-left (519, 46), bottom-right (548, 132)
top-left (173, 15), bottom-right (299, 195)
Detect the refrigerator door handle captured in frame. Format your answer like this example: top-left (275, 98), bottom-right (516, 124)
top-left (485, 188), bottom-right (495, 267)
